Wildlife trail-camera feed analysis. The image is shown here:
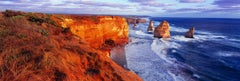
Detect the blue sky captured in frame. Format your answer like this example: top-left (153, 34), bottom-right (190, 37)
top-left (0, 0), bottom-right (240, 18)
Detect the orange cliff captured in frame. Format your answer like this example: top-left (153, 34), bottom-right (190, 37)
top-left (58, 16), bottom-right (128, 53)
top-left (0, 10), bottom-right (142, 81)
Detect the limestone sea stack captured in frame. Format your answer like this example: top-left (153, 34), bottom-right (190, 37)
top-left (133, 19), bottom-right (137, 29)
top-left (154, 20), bottom-right (170, 38)
top-left (147, 20), bottom-right (154, 33)
top-left (185, 27), bottom-right (195, 38)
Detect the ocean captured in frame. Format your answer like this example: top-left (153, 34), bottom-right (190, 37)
top-left (125, 17), bottom-right (240, 81)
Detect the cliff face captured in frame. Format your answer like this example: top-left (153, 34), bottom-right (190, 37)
top-left (60, 16), bottom-right (129, 49)
top-left (154, 20), bottom-right (170, 38)
top-left (0, 10), bottom-right (141, 81)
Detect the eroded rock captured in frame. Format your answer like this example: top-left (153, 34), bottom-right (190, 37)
top-left (154, 20), bottom-right (170, 38)
top-left (185, 27), bottom-right (195, 38)
top-left (147, 20), bottom-right (154, 33)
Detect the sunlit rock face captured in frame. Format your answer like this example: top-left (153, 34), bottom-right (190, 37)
top-left (147, 20), bottom-right (154, 32)
top-left (60, 16), bottom-right (129, 49)
top-left (154, 20), bottom-right (170, 38)
top-left (185, 27), bottom-right (195, 38)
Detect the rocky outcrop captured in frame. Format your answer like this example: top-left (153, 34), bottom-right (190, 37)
top-left (154, 20), bottom-right (170, 38)
top-left (126, 17), bottom-right (146, 29)
top-left (185, 27), bottom-right (195, 38)
top-left (147, 20), bottom-right (154, 32)
top-left (136, 18), bottom-right (147, 23)
top-left (132, 18), bottom-right (137, 29)
top-left (126, 17), bottom-right (146, 24)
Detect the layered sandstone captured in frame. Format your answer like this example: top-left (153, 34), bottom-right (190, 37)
top-left (147, 20), bottom-right (154, 32)
top-left (185, 27), bottom-right (195, 38)
top-left (154, 20), bottom-right (170, 38)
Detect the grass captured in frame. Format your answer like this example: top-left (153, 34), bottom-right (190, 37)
top-left (0, 28), bottom-right (9, 37)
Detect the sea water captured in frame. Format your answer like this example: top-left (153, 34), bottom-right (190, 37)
top-left (126, 17), bottom-right (240, 81)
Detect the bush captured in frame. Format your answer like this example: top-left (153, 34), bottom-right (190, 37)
top-left (28, 16), bottom-right (45, 25)
top-left (3, 10), bottom-right (24, 17)
top-left (39, 29), bottom-right (48, 36)
top-left (0, 27), bottom-right (9, 37)
top-left (62, 28), bottom-right (70, 34)
top-left (28, 15), bottom-right (58, 26)
top-left (11, 15), bottom-right (24, 20)
top-left (17, 34), bottom-right (26, 39)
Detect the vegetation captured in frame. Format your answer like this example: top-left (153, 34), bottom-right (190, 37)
top-left (28, 15), bottom-right (57, 26)
top-left (3, 10), bottom-right (25, 17)
top-left (38, 29), bottom-right (49, 36)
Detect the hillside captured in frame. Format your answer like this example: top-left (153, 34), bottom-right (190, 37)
top-left (0, 10), bottom-right (142, 81)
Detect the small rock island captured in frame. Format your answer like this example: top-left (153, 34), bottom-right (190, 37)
top-left (154, 20), bottom-right (170, 38)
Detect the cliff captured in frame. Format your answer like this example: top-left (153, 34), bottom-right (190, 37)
top-left (154, 20), bottom-right (170, 38)
top-left (0, 10), bottom-right (142, 81)
top-left (126, 17), bottom-right (146, 24)
top-left (59, 16), bottom-right (129, 49)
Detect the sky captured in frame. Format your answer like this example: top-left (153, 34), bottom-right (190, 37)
top-left (0, 0), bottom-right (240, 18)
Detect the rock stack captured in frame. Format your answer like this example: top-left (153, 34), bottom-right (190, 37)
top-left (147, 20), bottom-right (154, 33)
top-left (185, 27), bottom-right (195, 38)
top-left (154, 20), bottom-right (170, 38)
top-left (133, 20), bottom-right (137, 29)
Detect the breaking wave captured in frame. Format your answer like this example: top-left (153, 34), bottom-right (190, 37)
top-left (126, 18), bottom-right (240, 81)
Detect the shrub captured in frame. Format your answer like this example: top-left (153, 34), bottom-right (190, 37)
top-left (3, 10), bottom-right (24, 17)
top-left (62, 27), bottom-right (70, 34)
top-left (0, 27), bottom-right (10, 37)
top-left (39, 29), bottom-right (48, 36)
top-left (28, 16), bottom-right (45, 25)
top-left (17, 34), bottom-right (26, 39)
top-left (28, 15), bottom-right (58, 26)
top-left (11, 15), bottom-right (24, 20)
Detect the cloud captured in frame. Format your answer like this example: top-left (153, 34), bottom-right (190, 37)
top-left (0, 0), bottom-right (139, 15)
top-left (179, 0), bottom-right (205, 3)
top-left (81, 2), bottom-right (130, 8)
top-left (138, 6), bottom-right (156, 12)
top-left (213, 0), bottom-right (240, 8)
top-left (165, 7), bottom-right (240, 14)
top-left (128, 0), bottom-right (172, 7)
top-left (165, 8), bottom-right (207, 13)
